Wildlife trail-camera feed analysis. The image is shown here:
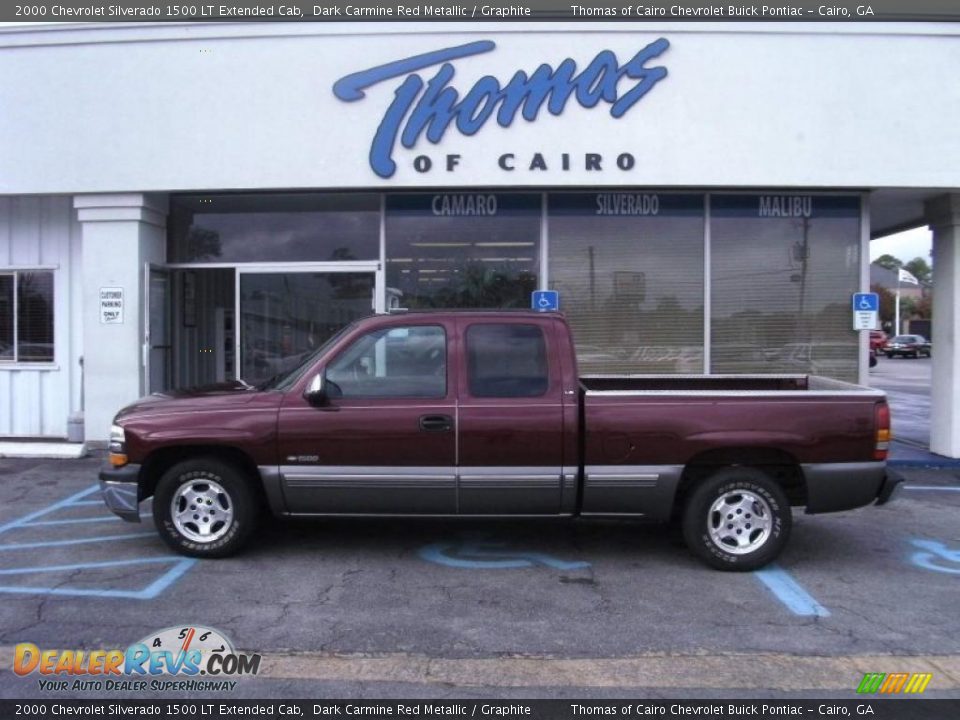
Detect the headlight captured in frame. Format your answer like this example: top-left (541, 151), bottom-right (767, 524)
top-left (109, 424), bottom-right (128, 467)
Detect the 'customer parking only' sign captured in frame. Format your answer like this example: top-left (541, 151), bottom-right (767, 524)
top-left (99, 287), bottom-right (124, 324)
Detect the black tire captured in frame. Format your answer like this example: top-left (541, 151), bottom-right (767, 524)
top-left (886, 352), bottom-right (894, 359)
top-left (152, 457), bottom-right (259, 558)
top-left (681, 467), bottom-right (791, 571)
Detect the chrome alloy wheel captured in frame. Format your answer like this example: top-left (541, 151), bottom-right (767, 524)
top-left (707, 489), bottom-right (773, 555)
top-left (170, 479), bottom-right (234, 543)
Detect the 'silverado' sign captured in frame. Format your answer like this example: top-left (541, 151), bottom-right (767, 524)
top-left (333, 39), bottom-right (671, 179)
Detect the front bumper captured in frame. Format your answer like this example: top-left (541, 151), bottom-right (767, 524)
top-left (876, 468), bottom-right (905, 505)
top-left (98, 463), bottom-right (142, 523)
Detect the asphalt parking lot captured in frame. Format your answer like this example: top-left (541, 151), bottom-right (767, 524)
top-left (0, 358), bottom-right (958, 700)
top-left (1, 461), bottom-right (958, 699)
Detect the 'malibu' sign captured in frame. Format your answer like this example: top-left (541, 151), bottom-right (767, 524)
top-left (333, 39), bottom-right (671, 179)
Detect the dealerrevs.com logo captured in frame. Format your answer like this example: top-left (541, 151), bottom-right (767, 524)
top-left (14, 625), bottom-right (261, 693)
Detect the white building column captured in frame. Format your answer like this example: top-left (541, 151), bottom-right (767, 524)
top-left (926, 194), bottom-right (960, 457)
top-left (74, 194), bottom-right (168, 443)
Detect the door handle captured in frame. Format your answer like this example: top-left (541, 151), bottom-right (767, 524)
top-left (419, 414), bottom-right (453, 432)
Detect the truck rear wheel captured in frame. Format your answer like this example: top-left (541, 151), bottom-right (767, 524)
top-left (682, 467), bottom-right (791, 571)
top-left (152, 458), bottom-right (258, 558)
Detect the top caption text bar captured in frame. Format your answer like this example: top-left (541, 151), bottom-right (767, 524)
top-left (5, 1), bottom-right (960, 23)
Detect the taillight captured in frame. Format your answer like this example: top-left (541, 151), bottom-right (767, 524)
top-left (874, 401), bottom-right (891, 461)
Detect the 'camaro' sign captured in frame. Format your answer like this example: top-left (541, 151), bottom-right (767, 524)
top-left (333, 39), bottom-right (670, 178)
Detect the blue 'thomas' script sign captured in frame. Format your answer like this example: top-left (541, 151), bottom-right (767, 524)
top-left (333, 39), bottom-right (671, 179)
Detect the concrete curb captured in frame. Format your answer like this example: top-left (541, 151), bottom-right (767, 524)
top-left (0, 442), bottom-right (87, 460)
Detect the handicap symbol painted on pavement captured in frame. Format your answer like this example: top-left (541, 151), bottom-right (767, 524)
top-left (419, 540), bottom-right (590, 571)
top-left (909, 539), bottom-right (960, 575)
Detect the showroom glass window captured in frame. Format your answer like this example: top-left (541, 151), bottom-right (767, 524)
top-left (710, 195), bottom-right (860, 382)
top-left (548, 193), bottom-right (705, 374)
top-left (168, 193), bottom-right (380, 263)
top-left (0, 270), bottom-right (54, 363)
top-left (385, 194), bottom-right (541, 309)
top-left (239, 272), bottom-right (375, 385)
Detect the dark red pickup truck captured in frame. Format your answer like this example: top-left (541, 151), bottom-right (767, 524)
top-left (101, 311), bottom-right (901, 570)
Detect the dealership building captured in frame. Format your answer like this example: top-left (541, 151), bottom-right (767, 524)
top-left (1, 20), bottom-right (959, 454)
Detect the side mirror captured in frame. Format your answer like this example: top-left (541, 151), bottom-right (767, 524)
top-left (304, 373), bottom-right (328, 406)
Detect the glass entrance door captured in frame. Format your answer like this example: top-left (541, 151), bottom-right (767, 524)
top-left (145, 265), bottom-right (172, 394)
top-left (237, 267), bottom-right (379, 385)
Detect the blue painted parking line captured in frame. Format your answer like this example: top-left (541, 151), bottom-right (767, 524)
top-left (0, 483), bottom-right (197, 599)
top-left (0, 562), bottom-right (196, 600)
top-left (0, 532), bottom-right (158, 550)
top-left (0, 484), bottom-right (100, 534)
top-left (24, 515), bottom-right (128, 526)
top-left (0, 555), bottom-right (184, 575)
top-left (754, 564), bottom-right (830, 617)
top-left (903, 485), bottom-right (960, 492)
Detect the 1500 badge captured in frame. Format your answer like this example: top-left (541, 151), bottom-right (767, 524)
top-left (287, 455), bottom-right (320, 463)
top-left (333, 39), bottom-right (670, 178)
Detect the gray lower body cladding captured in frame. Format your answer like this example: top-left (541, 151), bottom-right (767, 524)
top-left (802, 461), bottom-right (892, 513)
top-left (99, 460), bottom-right (898, 522)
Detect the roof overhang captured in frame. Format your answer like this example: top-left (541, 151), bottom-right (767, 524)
top-left (869, 189), bottom-right (957, 239)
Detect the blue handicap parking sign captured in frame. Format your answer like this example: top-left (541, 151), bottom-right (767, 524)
top-left (852, 292), bottom-right (879, 312)
top-left (532, 290), bottom-right (559, 312)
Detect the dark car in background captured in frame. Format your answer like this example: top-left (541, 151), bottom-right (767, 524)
top-left (884, 334), bottom-right (931, 359)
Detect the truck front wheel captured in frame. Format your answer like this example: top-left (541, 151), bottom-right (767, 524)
top-left (682, 468), bottom-right (791, 571)
top-left (152, 458), bottom-right (258, 558)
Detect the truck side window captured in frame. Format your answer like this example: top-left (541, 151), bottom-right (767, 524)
top-left (326, 325), bottom-right (446, 398)
top-left (466, 324), bottom-right (548, 398)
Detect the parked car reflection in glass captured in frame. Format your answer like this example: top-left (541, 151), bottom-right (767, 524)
top-left (869, 330), bottom-right (888, 352)
top-left (776, 342), bottom-right (857, 377)
top-left (710, 344), bottom-right (773, 374)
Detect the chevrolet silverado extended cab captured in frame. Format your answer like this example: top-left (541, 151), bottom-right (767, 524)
top-left (101, 311), bottom-right (902, 570)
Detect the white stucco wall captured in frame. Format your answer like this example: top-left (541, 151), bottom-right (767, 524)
top-left (0, 21), bottom-right (957, 443)
top-left (0, 21), bottom-right (957, 193)
top-left (0, 196), bottom-right (83, 437)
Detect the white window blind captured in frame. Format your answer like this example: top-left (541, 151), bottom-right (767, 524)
top-left (710, 195), bottom-right (860, 382)
top-left (548, 193), bottom-right (705, 374)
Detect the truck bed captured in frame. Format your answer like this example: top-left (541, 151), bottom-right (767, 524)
top-left (580, 374), bottom-right (873, 394)
top-left (578, 374), bottom-right (886, 519)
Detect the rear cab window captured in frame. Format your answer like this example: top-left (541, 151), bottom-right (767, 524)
top-left (465, 323), bottom-right (549, 398)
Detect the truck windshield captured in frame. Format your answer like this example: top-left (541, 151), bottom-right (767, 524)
top-left (258, 323), bottom-right (357, 392)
